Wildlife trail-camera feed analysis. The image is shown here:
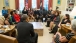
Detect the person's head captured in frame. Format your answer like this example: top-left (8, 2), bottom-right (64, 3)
top-left (71, 19), bottom-right (76, 32)
top-left (51, 10), bottom-right (56, 14)
top-left (64, 14), bottom-right (70, 20)
top-left (3, 7), bottom-right (5, 10)
top-left (21, 14), bottom-right (29, 22)
top-left (4, 14), bottom-right (10, 19)
top-left (10, 11), bottom-right (14, 15)
top-left (13, 10), bottom-right (17, 14)
top-left (49, 7), bottom-right (52, 10)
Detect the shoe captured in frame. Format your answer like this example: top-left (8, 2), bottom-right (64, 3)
top-left (46, 25), bottom-right (49, 27)
top-left (49, 32), bottom-right (54, 34)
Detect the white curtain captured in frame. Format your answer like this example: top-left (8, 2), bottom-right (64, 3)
top-left (32, 0), bottom-right (37, 8)
top-left (19, 0), bottom-right (25, 11)
top-left (43, 0), bottom-right (49, 10)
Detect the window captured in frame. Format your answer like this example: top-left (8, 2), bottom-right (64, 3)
top-left (32, 0), bottom-right (37, 8)
top-left (43, 0), bottom-right (49, 10)
top-left (19, 0), bottom-right (24, 11)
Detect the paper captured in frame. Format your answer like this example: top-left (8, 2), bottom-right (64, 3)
top-left (0, 29), bottom-right (5, 33)
top-left (43, 18), bottom-right (45, 20)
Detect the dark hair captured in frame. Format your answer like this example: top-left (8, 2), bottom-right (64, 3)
top-left (10, 11), bottom-right (13, 15)
top-left (55, 11), bottom-right (59, 16)
top-left (4, 14), bottom-right (9, 19)
top-left (3, 7), bottom-right (5, 9)
top-left (65, 14), bottom-right (70, 20)
top-left (13, 10), bottom-right (17, 13)
top-left (10, 10), bottom-right (16, 15)
top-left (21, 14), bottom-right (28, 22)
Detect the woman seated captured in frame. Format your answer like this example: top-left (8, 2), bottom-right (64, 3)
top-left (58, 14), bottom-right (71, 28)
top-left (28, 14), bottom-right (35, 22)
top-left (50, 14), bottom-right (71, 34)
top-left (52, 19), bottom-right (76, 43)
top-left (49, 11), bottom-right (60, 31)
top-left (4, 14), bottom-right (13, 25)
top-left (13, 10), bottom-right (20, 23)
top-left (10, 10), bottom-right (16, 23)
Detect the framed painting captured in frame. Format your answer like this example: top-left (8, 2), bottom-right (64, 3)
top-left (4, 0), bottom-right (9, 7)
top-left (57, 0), bottom-right (61, 5)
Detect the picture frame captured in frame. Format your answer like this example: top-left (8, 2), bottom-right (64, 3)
top-left (57, 0), bottom-right (61, 6)
top-left (4, 0), bottom-right (9, 7)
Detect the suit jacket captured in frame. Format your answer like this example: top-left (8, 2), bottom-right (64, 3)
top-left (54, 16), bottom-right (60, 25)
top-left (16, 21), bottom-right (35, 43)
top-left (22, 10), bottom-right (28, 15)
top-left (2, 10), bottom-right (8, 16)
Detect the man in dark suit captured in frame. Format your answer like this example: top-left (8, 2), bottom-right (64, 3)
top-left (16, 14), bottom-right (38, 43)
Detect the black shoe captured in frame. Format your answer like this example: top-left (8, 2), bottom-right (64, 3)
top-left (46, 25), bottom-right (49, 27)
top-left (49, 32), bottom-right (54, 34)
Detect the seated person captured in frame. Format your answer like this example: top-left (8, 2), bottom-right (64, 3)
top-left (4, 14), bottom-right (13, 25)
top-left (48, 7), bottom-right (52, 14)
top-left (49, 11), bottom-right (60, 31)
top-left (52, 19), bottom-right (76, 43)
top-left (58, 14), bottom-right (71, 28)
top-left (22, 7), bottom-right (28, 15)
top-left (46, 13), bottom-right (52, 27)
top-left (50, 14), bottom-right (71, 34)
top-left (10, 10), bottom-right (16, 23)
top-left (13, 10), bottom-right (20, 23)
top-left (2, 7), bottom-right (8, 16)
top-left (16, 14), bottom-right (38, 43)
top-left (28, 14), bottom-right (35, 22)
top-left (50, 11), bottom-right (56, 21)
top-left (35, 14), bottom-right (40, 22)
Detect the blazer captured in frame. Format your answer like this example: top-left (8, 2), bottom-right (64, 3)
top-left (16, 21), bottom-right (35, 43)
top-left (2, 10), bottom-right (8, 16)
top-left (54, 16), bottom-right (60, 25)
top-left (22, 10), bottom-right (28, 15)
top-left (13, 14), bottom-right (20, 23)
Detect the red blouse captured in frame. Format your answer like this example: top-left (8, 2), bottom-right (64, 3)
top-left (14, 14), bottom-right (20, 23)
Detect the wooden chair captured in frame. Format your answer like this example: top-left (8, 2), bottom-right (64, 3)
top-left (68, 36), bottom-right (76, 43)
top-left (0, 34), bottom-right (18, 43)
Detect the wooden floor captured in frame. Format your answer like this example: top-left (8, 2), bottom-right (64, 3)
top-left (38, 22), bottom-right (54, 43)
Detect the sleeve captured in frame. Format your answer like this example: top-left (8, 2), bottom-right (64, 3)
top-left (6, 10), bottom-right (8, 13)
top-left (30, 24), bottom-right (35, 37)
top-left (67, 20), bottom-right (71, 23)
top-left (65, 33), bottom-right (73, 40)
top-left (61, 19), bottom-right (65, 24)
top-left (50, 15), bottom-right (55, 21)
top-left (54, 16), bottom-right (60, 22)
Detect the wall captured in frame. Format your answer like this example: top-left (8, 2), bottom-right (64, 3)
top-left (52, 0), bottom-right (67, 11)
top-left (0, 0), bottom-right (4, 10)
top-left (9, 0), bottom-right (15, 9)
top-left (0, 0), bottom-right (76, 10)
top-left (0, 0), bottom-right (15, 10)
top-left (52, 0), bottom-right (57, 10)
